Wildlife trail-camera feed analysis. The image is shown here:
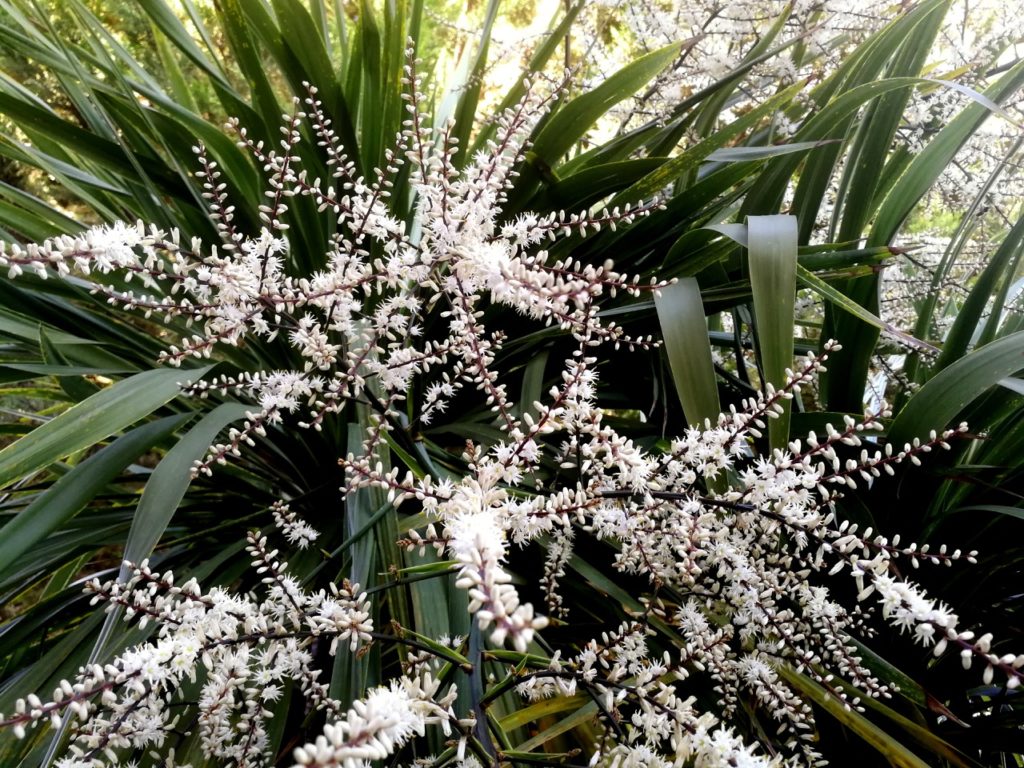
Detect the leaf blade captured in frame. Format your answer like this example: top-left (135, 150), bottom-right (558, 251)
top-left (0, 367), bottom-right (210, 490)
top-left (748, 215), bottom-right (797, 451)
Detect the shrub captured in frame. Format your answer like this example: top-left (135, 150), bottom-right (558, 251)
top-left (0, 1), bottom-right (1022, 767)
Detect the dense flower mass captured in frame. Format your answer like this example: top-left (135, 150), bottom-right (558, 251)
top-left (0, 52), bottom-right (1021, 768)
top-left (2, 536), bottom-right (376, 767)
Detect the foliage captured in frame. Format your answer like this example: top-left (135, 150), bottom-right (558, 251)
top-left (0, 1), bottom-right (1021, 767)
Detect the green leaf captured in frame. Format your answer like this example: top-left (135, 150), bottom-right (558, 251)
top-left (0, 364), bottom-right (131, 377)
top-left (498, 694), bottom-right (589, 730)
top-left (0, 367), bottom-right (210, 490)
top-left (589, 161), bottom-right (753, 268)
top-left (0, 88), bottom-right (182, 196)
top-left (531, 158), bottom-right (665, 211)
top-left (0, 181), bottom-right (80, 236)
top-left (889, 330), bottom-right (1024, 445)
top-left (330, 419), bottom-right (388, 703)
top-left (38, 328), bottom-right (100, 401)
top-left (829, 2), bottom-right (946, 243)
top-left (151, 22), bottom-right (198, 113)
top-left (795, 265), bottom-right (938, 355)
top-left (848, 687), bottom-right (982, 768)
top-left (442, 0), bottom-right (499, 168)
top-left (40, 553), bottom-right (91, 600)
top-left (471, 0), bottom-right (585, 155)
top-left (0, 307), bottom-right (105, 346)
top-left (216, 0), bottom-right (283, 132)
top-left (746, 74), bottom-right (1003, 224)
top-left (870, 64), bottom-right (1024, 246)
top-left (778, 666), bottom-right (932, 768)
top-left (531, 41), bottom-right (682, 168)
top-left (797, 245), bottom-right (895, 270)
top-left (935, 210), bottom-right (1024, 370)
top-left (400, 626), bottom-right (471, 667)
top-left (357, 0), bottom-right (384, 137)
top-left (748, 215), bottom-right (797, 451)
top-left (0, 415), bottom-right (186, 579)
top-left (953, 504), bottom-right (1024, 522)
top-left (517, 349), bottom-right (549, 422)
top-left (514, 699), bottom-right (598, 752)
top-left (704, 140), bottom-right (838, 162)
top-left (120, 402), bottom-right (251, 569)
top-left (614, 81), bottom-right (803, 206)
top-left (135, 0), bottom-right (233, 89)
top-left (654, 277), bottom-right (721, 428)
top-left (271, 0), bottom-right (339, 94)
top-left (825, 60), bottom-right (1024, 409)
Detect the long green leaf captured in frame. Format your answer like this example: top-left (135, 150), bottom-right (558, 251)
top-left (0, 415), bottom-right (186, 578)
top-left (470, 0), bottom-right (585, 156)
top-left (889, 330), bottom-right (1024, 445)
top-left (704, 140), bottom-right (838, 162)
top-left (514, 699), bottom-right (598, 752)
top-left (444, 0), bottom-right (499, 169)
top-left (778, 666), bottom-right (932, 768)
top-left (796, 265), bottom-right (938, 355)
top-left (614, 81), bottom-right (804, 206)
top-left (825, 60), bottom-right (1024, 409)
top-left (748, 215), bottom-right (797, 451)
top-left (120, 402), bottom-right (251, 569)
top-left (0, 90), bottom-right (183, 196)
top-left (654, 277), bottom-right (720, 429)
top-left (135, 0), bottom-right (233, 87)
top-left (531, 41), bottom-right (682, 168)
top-left (871, 62), bottom-right (1024, 246)
top-left (954, 504), bottom-right (1024, 522)
top-left (831, 1), bottom-right (947, 243)
top-left (0, 367), bottom-right (210, 490)
top-left (935, 211), bottom-right (1024, 370)
top-left (50, 403), bottom-right (254, 765)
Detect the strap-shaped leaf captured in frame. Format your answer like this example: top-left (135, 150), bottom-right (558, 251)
top-left (0, 414), bottom-right (187, 578)
top-left (0, 366), bottom-right (210, 490)
top-left (135, 0), bottom-right (233, 87)
top-left (470, 0), bottom-right (585, 156)
top-left (704, 140), bottom-right (839, 163)
top-left (120, 402), bottom-right (252, 569)
top-left (531, 41), bottom-right (682, 168)
top-left (889, 330), bottom-right (1024, 445)
top-left (615, 81), bottom-right (803, 206)
top-left (443, 0), bottom-right (499, 169)
top-left (655, 277), bottom-right (720, 429)
top-left (822, 61), bottom-right (1024, 408)
top-left (0, 89), bottom-right (184, 195)
top-left (778, 666), bottom-right (932, 768)
top-left (871, 61), bottom-right (1024, 247)
top-left (935, 209), bottom-right (1024, 370)
top-left (796, 265), bottom-right (938, 355)
top-left (748, 215), bottom-right (797, 451)
top-left (59, 402), bottom-right (254, 762)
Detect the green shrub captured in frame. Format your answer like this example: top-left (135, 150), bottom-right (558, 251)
top-left (0, 2), bottom-right (1022, 766)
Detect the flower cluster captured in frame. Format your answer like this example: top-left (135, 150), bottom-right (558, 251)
top-left (380, 346), bottom-right (1021, 767)
top-left (291, 675), bottom-right (460, 768)
top-left (0, 534), bottom-right (375, 767)
top-left (272, 500), bottom-right (320, 550)
top-left (0, 72), bottom-right (663, 479)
